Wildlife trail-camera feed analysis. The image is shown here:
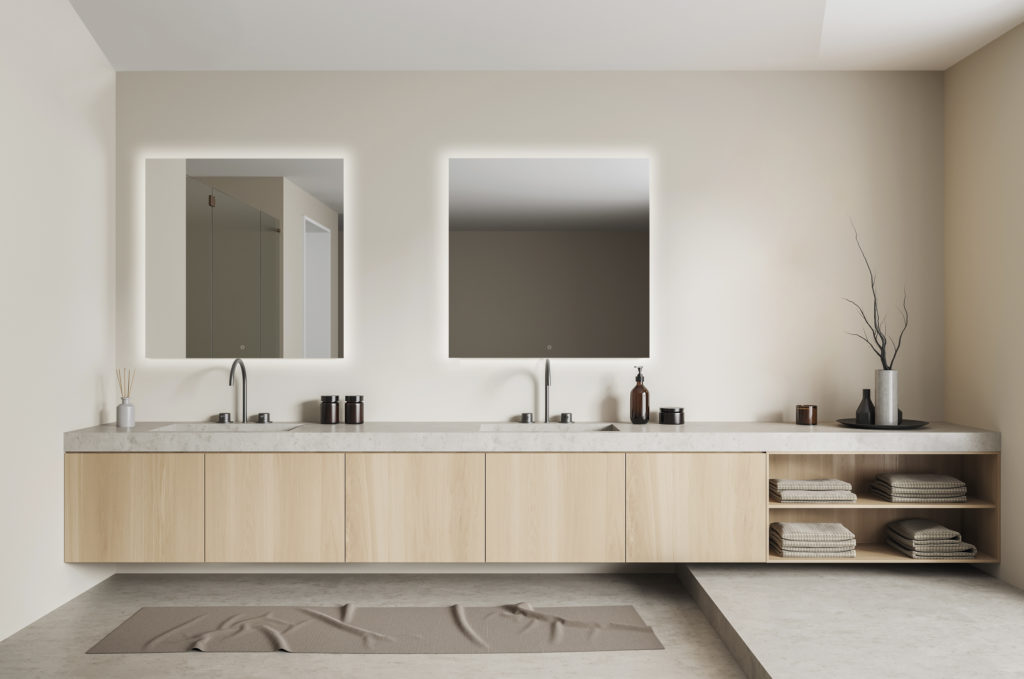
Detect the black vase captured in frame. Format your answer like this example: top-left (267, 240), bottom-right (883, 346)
top-left (856, 388), bottom-right (875, 424)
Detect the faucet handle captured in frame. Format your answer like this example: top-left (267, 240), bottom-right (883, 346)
top-left (560, 413), bottom-right (574, 423)
top-left (257, 413), bottom-right (272, 423)
top-left (217, 412), bottom-right (232, 423)
top-left (520, 413), bottom-right (534, 423)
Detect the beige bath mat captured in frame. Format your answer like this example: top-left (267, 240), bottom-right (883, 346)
top-left (88, 603), bottom-right (663, 654)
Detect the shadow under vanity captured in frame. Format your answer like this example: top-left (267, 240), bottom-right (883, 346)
top-left (63, 422), bottom-right (999, 565)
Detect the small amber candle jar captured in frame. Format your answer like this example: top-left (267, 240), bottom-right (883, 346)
top-left (795, 404), bottom-right (818, 425)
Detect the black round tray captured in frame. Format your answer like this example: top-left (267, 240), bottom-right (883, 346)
top-left (836, 418), bottom-right (929, 430)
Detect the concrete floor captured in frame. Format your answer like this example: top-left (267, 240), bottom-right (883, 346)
top-left (0, 574), bottom-right (743, 679)
top-left (688, 564), bottom-right (1024, 679)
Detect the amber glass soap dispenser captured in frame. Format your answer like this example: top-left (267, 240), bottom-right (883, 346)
top-left (630, 366), bottom-right (650, 424)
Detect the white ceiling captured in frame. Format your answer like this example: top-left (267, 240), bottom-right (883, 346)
top-left (70, 0), bottom-right (1024, 71)
top-left (186, 159), bottom-right (344, 213)
top-left (449, 158), bottom-right (649, 231)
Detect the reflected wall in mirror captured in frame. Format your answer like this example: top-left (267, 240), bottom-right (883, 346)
top-left (448, 158), bottom-right (650, 358)
top-left (146, 159), bottom-right (344, 358)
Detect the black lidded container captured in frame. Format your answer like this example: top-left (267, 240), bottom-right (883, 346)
top-left (659, 407), bottom-right (684, 425)
top-left (345, 395), bottom-right (364, 424)
top-left (320, 395), bottom-right (340, 424)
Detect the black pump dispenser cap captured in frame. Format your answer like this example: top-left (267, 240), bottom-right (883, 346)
top-left (634, 366), bottom-right (645, 383)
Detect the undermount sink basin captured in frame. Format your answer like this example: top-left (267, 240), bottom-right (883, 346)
top-left (153, 423), bottom-right (302, 433)
top-left (479, 423), bottom-right (620, 433)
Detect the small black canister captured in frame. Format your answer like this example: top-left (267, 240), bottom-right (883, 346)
top-left (659, 407), bottom-right (684, 425)
top-left (320, 395), bottom-right (340, 424)
top-left (345, 395), bottom-right (364, 424)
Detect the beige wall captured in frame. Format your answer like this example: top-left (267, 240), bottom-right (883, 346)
top-left (0, 0), bottom-right (116, 640)
top-left (282, 178), bottom-right (340, 357)
top-left (946, 22), bottom-right (1024, 589)
top-left (117, 71), bottom-right (944, 426)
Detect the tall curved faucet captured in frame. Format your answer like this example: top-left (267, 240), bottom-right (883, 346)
top-left (545, 358), bottom-right (551, 423)
top-left (229, 358), bottom-right (247, 423)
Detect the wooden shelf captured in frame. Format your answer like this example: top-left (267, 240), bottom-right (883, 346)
top-left (768, 450), bottom-right (1000, 456)
top-left (768, 543), bottom-right (997, 563)
top-left (769, 496), bottom-right (995, 510)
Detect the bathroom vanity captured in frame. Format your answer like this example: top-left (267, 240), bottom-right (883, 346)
top-left (63, 422), bottom-right (1000, 565)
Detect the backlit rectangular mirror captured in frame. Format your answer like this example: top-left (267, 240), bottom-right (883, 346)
top-left (448, 157), bottom-right (650, 358)
top-left (146, 158), bottom-right (344, 358)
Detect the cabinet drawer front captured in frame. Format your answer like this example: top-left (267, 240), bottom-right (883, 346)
top-left (346, 453), bottom-right (485, 563)
top-left (627, 452), bottom-right (766, 563)
top-left (65, 453), bottom-right (204, 562)
top-left (205, 453), bottom-right (345, 562)
top-left (486, 453), bottom-right (626, 563)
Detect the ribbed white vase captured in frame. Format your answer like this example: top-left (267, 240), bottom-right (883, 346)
top-left (116, 397), bottom-right (135, 429)
top-left (874, 369), bottom-right (898, 426)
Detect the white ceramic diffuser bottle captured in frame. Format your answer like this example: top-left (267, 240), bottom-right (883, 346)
top-left (115, 368), bottom-right (135, 429)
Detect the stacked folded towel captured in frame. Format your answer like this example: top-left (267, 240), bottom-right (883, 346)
top-left (769, 478), bottom-right (857, 503)
top-left (870, 473), bottom-right (967, 503)
top-left (885, 518), bottom-right (977, 559)
top-left (770, 522), bottom-right (856, 558)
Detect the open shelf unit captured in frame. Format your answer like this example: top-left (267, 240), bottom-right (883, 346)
top-left (766, 451), bottom-right (1000, 564)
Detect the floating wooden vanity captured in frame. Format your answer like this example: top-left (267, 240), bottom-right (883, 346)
top-left (63, 422), bottom-right (1000, 564)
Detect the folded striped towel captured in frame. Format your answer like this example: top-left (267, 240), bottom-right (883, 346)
top-left (886, 531), bottom-right (974, 554)
top-left (887, 518), bottom-right (962, 542)
top-left (871, 487), bottom-right (967, 503)
top-left (770, 489), bottom-right (858, 503)
top-left (771, 538), bottom-right (856, 552)
top-left (770, 522), bottom-right (855, 542)
top-left (875, 473), bottom-right (966, 490)
top-left (769, 478), bottom-right (852, 492)
top-left (886, 538), bottom-right (977, 559)
top-left (870, 482), bottom-right (967, 498)
top-left (771, 545), bottom-right (856, 558)
top-left (771, 538), bottom-right (857, 550)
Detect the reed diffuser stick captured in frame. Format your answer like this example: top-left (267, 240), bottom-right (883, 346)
top-left (116, 368), bottom-right (136, 399)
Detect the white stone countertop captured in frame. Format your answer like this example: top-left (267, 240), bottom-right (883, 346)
top-left (64, 421), bottom-right (1000, 453)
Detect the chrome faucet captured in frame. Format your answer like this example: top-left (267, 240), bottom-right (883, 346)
top-left (229, 358), bottom-right (247, 423)
top-left (544, 358), bottom-right (551, 423)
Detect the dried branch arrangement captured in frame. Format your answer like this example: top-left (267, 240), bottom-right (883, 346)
top-left (844, 227), bottom-right (909, 371)
top-left (116, 368), bottom-right (136, 400)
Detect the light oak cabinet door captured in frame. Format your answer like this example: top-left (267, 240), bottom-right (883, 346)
top-left (205, 453), bottom-right (345, 562)
top-left (486, 453), bottom-right (625, 562)
top-left (65, 453), bottom-right (204, 562)
top-left (346, 453), bottom-right (485, 562)
top-left (627, 452), bottom-right (766, 562)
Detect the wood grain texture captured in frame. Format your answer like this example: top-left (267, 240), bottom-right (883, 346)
top-left (627, 453), bottom-right (766, 563)
top-left (486, 453), bottom-right (625, 563)
top-left (65, 453), bottom-right (204, 563)
top-left (346, 453), bottom-right (485, 563)
top-left (962, 454), bottom-right (1000, 559)
top-left (205, 453), bottom-right (345, 562)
